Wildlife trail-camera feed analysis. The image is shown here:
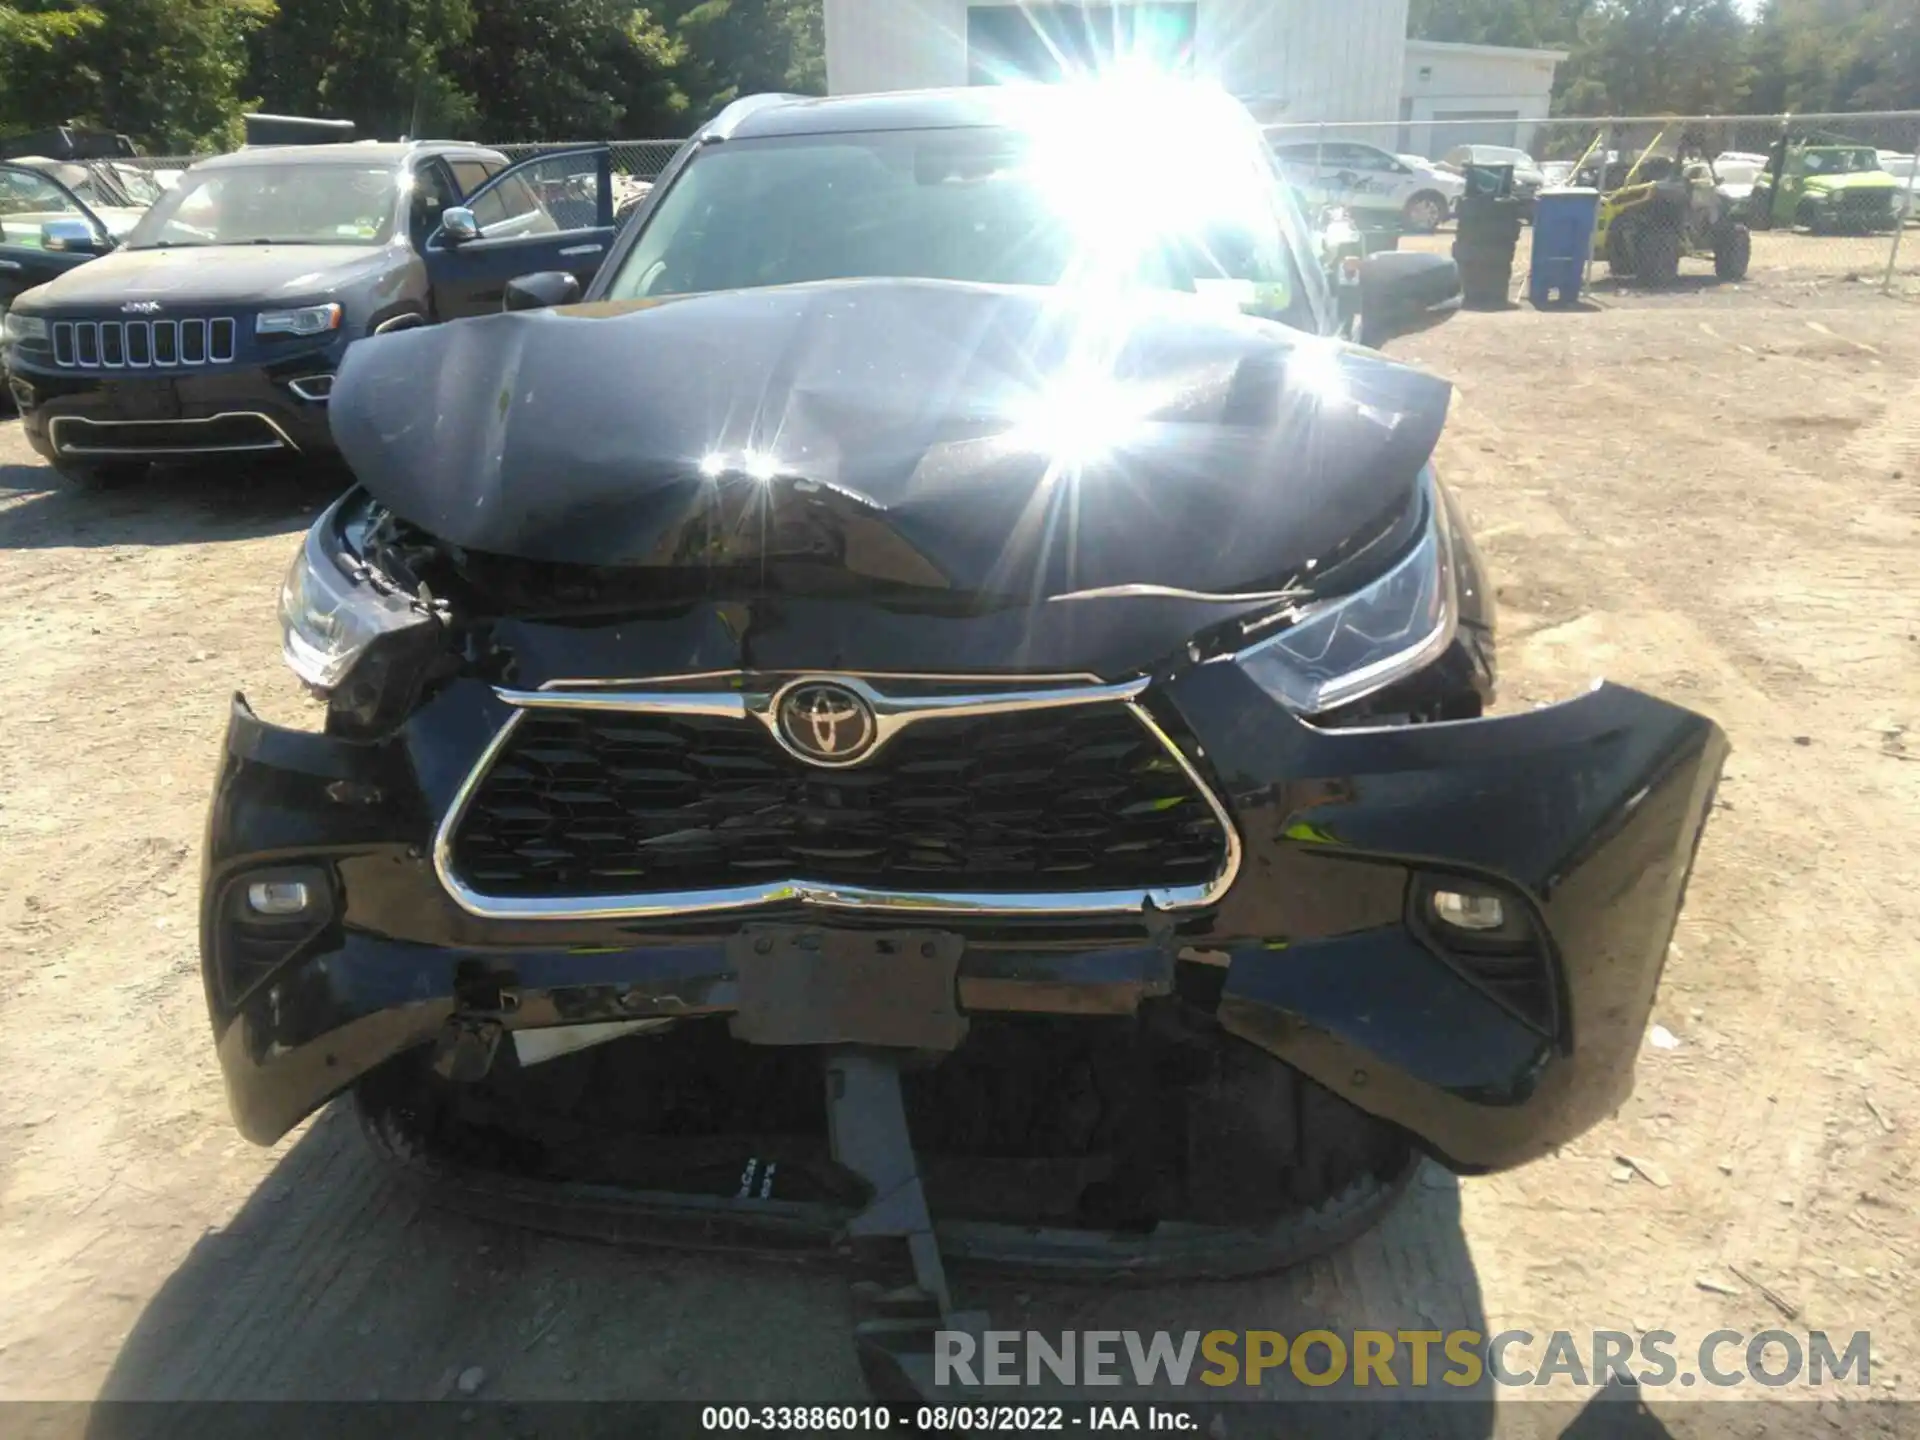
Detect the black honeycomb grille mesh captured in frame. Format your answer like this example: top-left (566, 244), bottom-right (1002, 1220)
top-left (450, 703), bottom-right (1229, 898)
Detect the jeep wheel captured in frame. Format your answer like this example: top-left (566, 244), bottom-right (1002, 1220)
top-left (1714, 223), bottom-right (1752, 282)
top-left (1638, 224), bottom-right (1683, 285)
top-left (1403, 191), bottom-right (1448, 233)
top-left (1796, 199), bottom-right (1827, 234)
top-left (1747, 194), bottom-right (1773, 230)
top-left (1605, 224), bottom-right (1634, 278)
top-left (54, 460), bottom-right (149, 489)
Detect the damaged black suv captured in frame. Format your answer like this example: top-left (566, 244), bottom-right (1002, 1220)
top-left (201, 82), bottom-right (1726, 1393)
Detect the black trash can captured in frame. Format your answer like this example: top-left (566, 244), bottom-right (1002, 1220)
top-left (1452, 163), bottom-right (1524, 309)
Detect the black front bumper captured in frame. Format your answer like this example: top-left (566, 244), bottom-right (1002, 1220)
top-left (202, 663), bottom-right (1726, 1177)
top-left (12, 353), bottom-right (337, 464)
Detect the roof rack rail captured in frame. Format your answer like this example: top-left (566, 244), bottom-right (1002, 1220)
top-left (242, 114), bottom-right (357, 147)
top-left (704, 93), bottom-right (806, 142)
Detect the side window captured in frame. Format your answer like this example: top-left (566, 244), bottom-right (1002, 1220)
top-left (1272, 143), bottom-right (1364, 178)
top-left (0, 168), bottom-right (87, 250)
top-left (469, 152), bottom-right (601, 236)
top-left (468, 173), bottom-right (550, 234)
top-left (449, 160), bottom-right (491, 198)
top-left (410, 161), bottom-right (458, 238)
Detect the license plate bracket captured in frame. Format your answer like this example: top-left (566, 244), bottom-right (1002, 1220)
top-left (728, 926), bottom-right (967, 1051)
top-left (110, 377), bottom-right (180, 421)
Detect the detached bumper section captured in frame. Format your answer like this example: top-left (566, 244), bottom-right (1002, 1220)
top-left (203, 666), bottom-right (1726, 1176)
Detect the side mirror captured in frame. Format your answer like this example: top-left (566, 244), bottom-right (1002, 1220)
top-left (1355, 251), bottom-right (1462, 348)
top-left (502, 271), bottom-right (581, 312)
top-left (439, 207), bottom-right (481, 245)
top-left (42, 219), bottom-right (111, 255)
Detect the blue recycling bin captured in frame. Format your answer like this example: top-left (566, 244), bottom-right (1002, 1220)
top-left (1528, 186), bottom-right (1602, 307)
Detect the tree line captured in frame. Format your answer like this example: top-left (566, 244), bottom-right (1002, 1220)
top-left (0, 0), bottom-right (823, 152)
top-left (1, 0), bottom-right (1915, 155)
top-left (1410, 0), bottom-right (1920, 117)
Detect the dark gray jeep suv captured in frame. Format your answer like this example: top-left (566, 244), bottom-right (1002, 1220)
top-left (2, 140), bottom-right (617, 485)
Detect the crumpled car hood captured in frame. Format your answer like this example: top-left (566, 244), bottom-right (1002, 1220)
top-left (330, 278), bottom-right (1452, 600)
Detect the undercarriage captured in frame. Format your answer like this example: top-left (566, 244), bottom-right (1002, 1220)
top-left (354, 1007), bottom-right (1417, 1394)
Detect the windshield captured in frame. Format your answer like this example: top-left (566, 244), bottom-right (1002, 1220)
top-left (601, 118), bottom-right (1329, 334)
top-left (1800, 148), bottom-right (1880, 175)
top-left (124, 162), bottom-right (400, 248)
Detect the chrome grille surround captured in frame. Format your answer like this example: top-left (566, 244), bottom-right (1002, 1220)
top-left (50, 316), bottom-right (238, 369)
top-left (433, 672), bottom-right (1243, 921)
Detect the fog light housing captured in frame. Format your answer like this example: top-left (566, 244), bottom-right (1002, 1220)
top-left (1431, 888), bottom-right (1505, 932)
top-left (215, 864), bottom-right (335, 1008)
top-left (1410, 874), bottom-right (1556, 1035)
top-left (246, 879), bottom-right (314, 916)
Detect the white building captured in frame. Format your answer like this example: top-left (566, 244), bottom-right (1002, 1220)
top-left (1401, 40), bottom-right (1569, 157)
top-left (822, 1), bottom-right (1563, 156)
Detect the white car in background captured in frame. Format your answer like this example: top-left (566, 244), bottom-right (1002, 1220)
top-left (1270, 138), bottom-right (1461, 231)
top-left (1877, 152), bottom-right (1919, 219)
top-left (1713, 157), bottom-right (1765, 209)
top-left (1398, 153), bottom-right (1466, 203)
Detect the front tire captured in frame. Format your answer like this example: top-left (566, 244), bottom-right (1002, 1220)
top-left (54, 460), bottom-right (149, 489)
top-left (1796, 199), bottom-right (1827, 234)
top-left (1403, 191), bottom-right (1448, 233)
top-left (1605, 222), bottom-right (1634, 278)
top-left (1714, 222), bottom-right (1752, 282)
top-left (1638, 223), bottom-right (1683, 285)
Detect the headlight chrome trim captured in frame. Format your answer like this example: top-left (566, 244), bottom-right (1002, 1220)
top-left (257, 303), bottom-right (342, 338)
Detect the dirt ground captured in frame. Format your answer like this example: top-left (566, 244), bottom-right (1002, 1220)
top-left (1, 277), bottom-right (1916, 1433)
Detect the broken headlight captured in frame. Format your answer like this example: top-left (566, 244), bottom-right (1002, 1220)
top-left (1230, 467), bottom-right (1458, 715)
top-left (279, 494), bottom-right (432, 691)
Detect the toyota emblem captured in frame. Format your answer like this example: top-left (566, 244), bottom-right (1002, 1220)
top-left (776, 682), bottom-right (878, 766)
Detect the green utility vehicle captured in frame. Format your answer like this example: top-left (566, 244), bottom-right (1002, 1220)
top-left (1748, 136), bottom-right (1899, 233)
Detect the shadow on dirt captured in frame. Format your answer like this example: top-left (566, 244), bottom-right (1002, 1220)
top-left (88, 1101), bottom-right (1498, 1429)
top-left (1591, 275), bottom-right (1734, 296)
top-left (0, 447), bottom-right (345, 552)
top-left (1559, 1377), bottom-right (1679, 1438)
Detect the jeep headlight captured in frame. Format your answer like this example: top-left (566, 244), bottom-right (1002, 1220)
top-left (257, 303), bottom-right (342, 338)
top-left (3, 310), bottom-right (48, 345)
top-left (1229, 467), bottom-right (1458, 715)
top-left (280, 495), bottom-right (430, 690)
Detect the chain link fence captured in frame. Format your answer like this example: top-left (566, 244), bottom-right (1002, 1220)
top-left (492, 139), bottom-right (686, 181)
top-left (97, 113), bottom-right (1920, 300)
